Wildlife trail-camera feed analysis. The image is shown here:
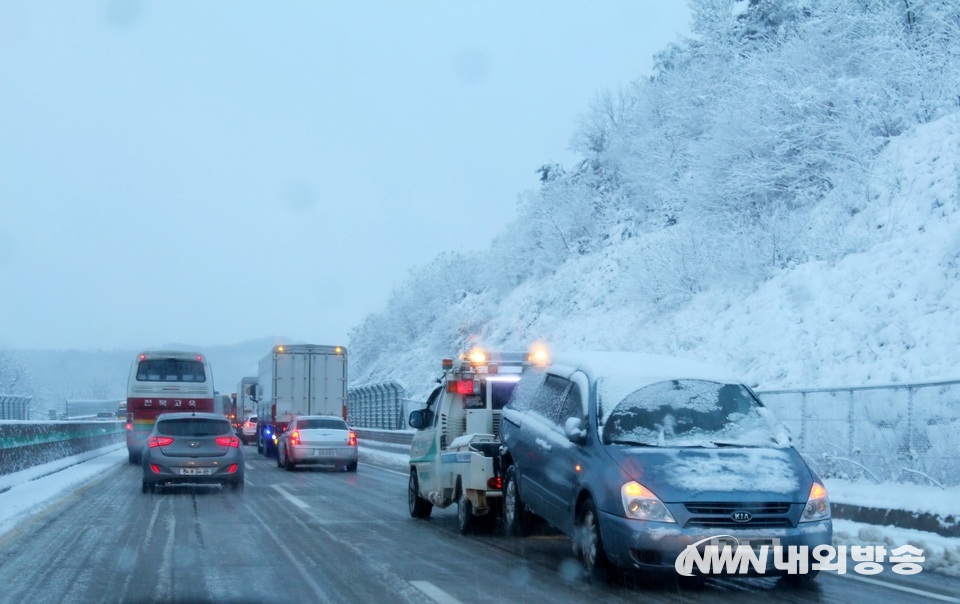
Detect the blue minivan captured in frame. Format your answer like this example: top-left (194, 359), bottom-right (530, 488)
top-left (499, 351), bottom-right (831, 581)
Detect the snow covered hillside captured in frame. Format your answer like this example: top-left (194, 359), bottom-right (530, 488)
top-left (352, 112), bottom-right (960, 397)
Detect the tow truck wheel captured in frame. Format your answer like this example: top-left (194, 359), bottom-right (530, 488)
top-left (408, 469), bottom-right (433, 519)
top-left (503, 466), bottom-right (530, 537)
top-left (456, 480), bottom-right (474, 535)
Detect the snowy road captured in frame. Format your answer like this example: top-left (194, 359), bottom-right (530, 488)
top-left (0, 445), bottom-right (957, 603)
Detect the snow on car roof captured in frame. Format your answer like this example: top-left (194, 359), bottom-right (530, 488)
top-left (548, 352), bottom-right (747, 423)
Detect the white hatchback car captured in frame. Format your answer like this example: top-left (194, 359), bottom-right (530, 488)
top-left (276, 415), bottom-right (358, 472)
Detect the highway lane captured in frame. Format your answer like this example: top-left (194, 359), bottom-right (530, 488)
top-left (0, 445), bottom-right (956, 603)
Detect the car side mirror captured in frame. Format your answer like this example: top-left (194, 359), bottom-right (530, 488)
top-left (409, 410), bottom-right (424, 430)
top-left (564, 417), bottom-right (587, 443)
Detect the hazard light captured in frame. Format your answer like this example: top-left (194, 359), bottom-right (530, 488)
top-left (528, 343), bottom-right (550, 367)
top-left (466, 348), bottom-right (487, 366)
top-left (448, 379), bottom-right (476, 394)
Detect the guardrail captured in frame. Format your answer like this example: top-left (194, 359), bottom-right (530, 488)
top-left (0, 421), bottom-right (125, 476)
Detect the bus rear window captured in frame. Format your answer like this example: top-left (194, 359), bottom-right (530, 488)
top-left (136, 359), bottom-right (206, 382)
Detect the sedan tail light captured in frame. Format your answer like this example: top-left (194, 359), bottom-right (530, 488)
top-left (348, 431), bottom-right (357, 447)
top-left (290, 431), bottom-right (301, 446)
top-left (148, 436), bottom-right (174, 448)
top-left (215, 436), bottom-right (241, 448)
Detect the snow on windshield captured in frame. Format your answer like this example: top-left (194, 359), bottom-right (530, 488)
top-left (600, 379), bottom-right (779, 447)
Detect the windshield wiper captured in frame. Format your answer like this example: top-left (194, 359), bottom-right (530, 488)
top-left (709, 441), bottom-right (761, 448)
top-left (606, 439), bottom-right (659, 447)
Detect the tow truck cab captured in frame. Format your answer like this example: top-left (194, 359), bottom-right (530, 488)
top-left (408, 349), bottom-right (535, 534)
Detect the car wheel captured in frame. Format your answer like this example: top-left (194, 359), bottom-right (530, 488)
top-left (456, 480), bottom-right (474, 535)
top-left (346, 461), bottom-right (358, 472)
top-left (141, 481), bottom-right (153, 494)
top-left (230, 480), bottom-right (244, 493)
top-left (283, 448), bottom-right (295, 471)
top-left (276, 446), bottom-right (283, 468)
top-left (502, 466), bottom-right (530, 537)
top-left (408, 469), bottom-right (433, 519)
top-left (575, 498), bottom-right (617, 583)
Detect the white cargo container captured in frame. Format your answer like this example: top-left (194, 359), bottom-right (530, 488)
top-left (254, 344), bottom-right (348, 457)
top-left (236, 376), bottom-right (257, 423)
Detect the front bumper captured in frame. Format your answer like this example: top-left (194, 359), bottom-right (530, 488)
top-left (598, 510), bottom-right (832, 576)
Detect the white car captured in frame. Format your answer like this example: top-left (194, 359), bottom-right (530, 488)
top-left (276, 415), bottom-right (358, 472)
top-left (241, 415), bottom-right (258, 445)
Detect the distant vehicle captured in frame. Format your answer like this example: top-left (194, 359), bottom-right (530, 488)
top-left (254, 344), bottom-right (347, 458)
top-left (116, 402), bottom-right (126, 419)
top-left (125, 351), bottom-right (216, 465)
top-left (275, 415), bottom-right (357, 472)
top-left (241, 415), bottom-right (258, 445)
top-left (235, 376), bottom-right (257, 434)
top-left (498, 351), bottom-right (832, 582)
top-left (95, 412), bottom-right (116, 421)
top-left (141, 411), bottom-right (244, 494)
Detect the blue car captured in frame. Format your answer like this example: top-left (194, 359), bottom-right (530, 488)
top-left (499, 351), bottom-right (831, 582)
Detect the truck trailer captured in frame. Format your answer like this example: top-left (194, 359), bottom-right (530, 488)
top-left (254, 344), bottom-right (348, 458)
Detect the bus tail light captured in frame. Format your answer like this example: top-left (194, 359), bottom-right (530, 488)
top-left (487, 476), bottom-right (502, 489)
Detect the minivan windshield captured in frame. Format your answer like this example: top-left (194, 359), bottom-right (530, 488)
top-left (600, 379), bottom-right (777, 447)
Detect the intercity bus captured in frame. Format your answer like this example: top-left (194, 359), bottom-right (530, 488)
top-left (125, 350), bottom-right (216, 464)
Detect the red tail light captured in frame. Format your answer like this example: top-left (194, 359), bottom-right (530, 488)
top-left (487, 476), bottom-right (502, 489)
top-left (126, 422), bottom-right (133, 431)
top-left (226, 464), bottom-right (239, 473)
top-left (148, 436), bottom-right (174, 448)
top-left (290, 431), bottom-right (301, 446)
top-left (215, 436), bottom-right (240, 448)
top-left (150, 464), bottom-right (161, 473)
top-left (348, 431), bottom-right (357, 446)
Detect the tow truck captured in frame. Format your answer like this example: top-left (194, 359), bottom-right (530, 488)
top-left (407, 346), bottom-right (546, 534)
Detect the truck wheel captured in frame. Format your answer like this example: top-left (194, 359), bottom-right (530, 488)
top-left (408, 469), bottom-right (433, 519)
top-left (456, 480), bottom-right (474, 535)
top-left (575, 498), bottom-right (617, 584)
top-left (503, 466), bottom-right (530, 537)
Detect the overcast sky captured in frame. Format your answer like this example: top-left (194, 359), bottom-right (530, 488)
top-left (0, 1), bottom-right (690, 351)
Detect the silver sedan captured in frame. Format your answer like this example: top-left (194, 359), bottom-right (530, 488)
top-left (277, 415), bottom-right (358, 472)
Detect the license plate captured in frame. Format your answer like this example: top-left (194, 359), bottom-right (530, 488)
top-left (179, 467), bottom-right (213, 476)
top-left (710, 536), bottom-right (780, 551)
top-left (313, 449), bottom-right (335, 456)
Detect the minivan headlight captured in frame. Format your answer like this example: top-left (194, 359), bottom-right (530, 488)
top-left (800, 482), bottom-right (831, 522)
top-left (621, 481), bottom-right (676, 523)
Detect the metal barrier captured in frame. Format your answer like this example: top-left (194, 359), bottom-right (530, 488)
top-left (0, 395), bottom-right (31, 420)
top-left (758, 379), bottom-right (960, 487)
top-left (347, 381), bottom-right (419, 430)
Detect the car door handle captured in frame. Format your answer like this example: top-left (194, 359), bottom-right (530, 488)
top-left (535, 437), bottom-right (552, 452)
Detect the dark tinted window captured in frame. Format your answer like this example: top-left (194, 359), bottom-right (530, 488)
top-left (297, 418), bottom-right (348, 430)
top-left (137, 359), bottom-right (206, 382)
top-left (156, 418), bottom-right (231, 437)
